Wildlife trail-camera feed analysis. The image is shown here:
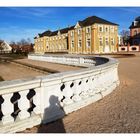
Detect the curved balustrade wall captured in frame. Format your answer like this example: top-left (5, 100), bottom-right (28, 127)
top-left (0, 54), bottom-right (119, 133)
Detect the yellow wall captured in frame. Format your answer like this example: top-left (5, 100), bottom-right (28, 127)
top-left (34, 23), bottom-right (118, 54)
top-left (68, 23), bottom-right (118, 54)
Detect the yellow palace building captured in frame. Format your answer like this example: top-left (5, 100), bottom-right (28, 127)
top-left (34, 16), bottom-right (119, 54)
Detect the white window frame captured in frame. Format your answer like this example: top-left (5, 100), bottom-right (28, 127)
top-left (78, 39), bottom-right (82, 47)
top-left (71, 31), bottom-right (74, 37)
top-left (86, 27), bottom-right (91, 33)
top-left (86, 38), bottom-right (91, 48)
top-left (71, 40), bottom-right (74, 48)
top-left (111, 38), bottom-right (115, 45)
top-left (99, 37), bottom-right (103, 46)
top-left (105, 26), bottom-right (109, 32)
top-left (78, 28), bottom-right (81, 35)
top-left (105, 38), bottom-right (109, 46)
top-left (99, 25), bottom-right (103, 32)
top-left (110, 26), bottom-right (114, 33)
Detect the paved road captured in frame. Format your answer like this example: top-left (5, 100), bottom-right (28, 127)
top-left (23, 54), bottom-right (140, 133)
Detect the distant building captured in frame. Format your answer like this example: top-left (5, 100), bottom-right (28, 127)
top-left (129, 16), bottom-right (140, 45)
top-left (10, 44), bottom-right (34, 53)
top-left (34, 16), bottom-right (119, 54)
top-left (0, 40), bottom-right (12, 52)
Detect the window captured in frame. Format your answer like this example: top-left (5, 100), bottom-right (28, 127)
top-left (110, 26), bottom-right (114, 33)
top-left (71, 31), bottom-right (74, 36)
top-left (105, 38), bottom-right (109, 46)
top-left (105, 27), bottom-right (108, 32)
top-left (78, 39), bottom-right (82, 47)
top-left (86, 38), bottom-right (91, 47)
top-left (78, 29), bottom-right (81, 35)
top-left (71, 40), bottom-right (74, 48)
top-left (99, 26), bottom-right (103, 32)
top-left (86, 27), bottom-right (91, 33)
top-left (99, 37), bottom-right (103, 46)
top-left (111, 38), bottom-right (114, 45)
top-left (134, 30), bottom-right (138, 35)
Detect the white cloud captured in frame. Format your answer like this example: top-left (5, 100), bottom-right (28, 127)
top-left (0, 26), bottom-right (46, 43)
top-left (6, 7), bottom-right (55, 19)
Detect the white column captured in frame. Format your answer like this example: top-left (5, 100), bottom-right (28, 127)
top-left (18, 90), bottom-right (30, 120)
top-left (2, 93), bottom-right (14, 124)
top-left (33, 88), bottom-right (41, 114)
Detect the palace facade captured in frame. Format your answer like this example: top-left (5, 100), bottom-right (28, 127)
top-left (34, 16), bottom-right (119, 54)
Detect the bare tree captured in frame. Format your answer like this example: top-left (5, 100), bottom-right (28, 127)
top-left (120, 30), bottom-right (130, 45)
top-left (10, 40), bottom-right (16, 45)
top-left (17, 38), bottom-right (32, 46)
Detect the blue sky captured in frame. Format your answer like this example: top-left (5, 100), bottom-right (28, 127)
top-left (0, 7), bottom-right (140, 43)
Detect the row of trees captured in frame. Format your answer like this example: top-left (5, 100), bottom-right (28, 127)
top-left (10, 38), bottom-right (32, 46)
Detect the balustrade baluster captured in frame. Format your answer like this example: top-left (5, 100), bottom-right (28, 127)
top-left (2, 93), bottom-right (14, 124)
top-left (33, 88), bottom-right (41, 114)
top-left (18, 90), bottom-right (30, 120)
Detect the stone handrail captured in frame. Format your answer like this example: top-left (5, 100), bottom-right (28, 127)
top-left (0, 54), bottom-right (119, 133)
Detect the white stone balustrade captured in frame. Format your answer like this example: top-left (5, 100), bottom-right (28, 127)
top-left (18, 90), bottom-right (30, 120)
top-left (2, 94), bottom-right (14, 124)
top-left (0, 54), bottom-right (119, 133)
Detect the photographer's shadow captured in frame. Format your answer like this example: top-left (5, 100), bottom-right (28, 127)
top-left (38, 95), bottom-right (66, 133)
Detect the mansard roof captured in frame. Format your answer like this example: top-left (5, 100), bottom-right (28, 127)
top-left (129, 16), bottom-right (140, 29)
top-left (135, 16), bottom-right (140, 21)
top-left (34, 26), bottom-right (74, 38)
top-left (78, 16), bottom-right (118, 27)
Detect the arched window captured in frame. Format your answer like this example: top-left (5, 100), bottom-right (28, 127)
top-left (134, 30), bottom-right (137, 35)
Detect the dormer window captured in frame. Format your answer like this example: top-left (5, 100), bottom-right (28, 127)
top-left (78, 29), bottom-right (81, 35)
top-left (134, 21), bottom-right (138, 26)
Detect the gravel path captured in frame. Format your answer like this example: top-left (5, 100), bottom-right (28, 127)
top-left (22, 54), bottom-right (140, 133)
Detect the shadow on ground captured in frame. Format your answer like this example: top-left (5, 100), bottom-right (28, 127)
top-left (37, 95), bottom-right (66, 133)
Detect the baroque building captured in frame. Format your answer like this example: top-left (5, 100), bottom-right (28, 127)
top-left (129, 16), bottom-right (140, 45)
top-left (34, 16), bottom-right (119, 54)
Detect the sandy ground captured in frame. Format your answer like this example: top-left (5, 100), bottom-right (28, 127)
top-left (22, 53), bottom-right (140, 133)
top-left (0, 59), bottom-right (80, 81)
top-left (15, 59), bottom-right (81, 72)
top-left (0, 62), bottom-right (46, 81)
